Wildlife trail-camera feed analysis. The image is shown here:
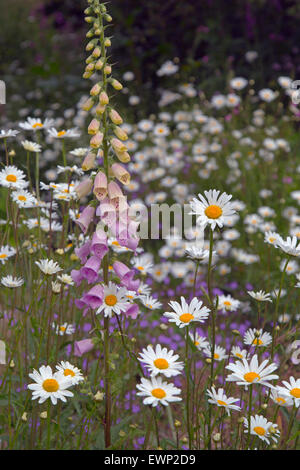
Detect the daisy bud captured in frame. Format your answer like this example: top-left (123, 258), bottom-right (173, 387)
top-left (94, 391), bottom-right (104, 401)
top-left (93, 171), bottom-right (108, 201)
top-left (75, 178), bottom-right (93, 199)
top-left (9, 360), bottom-right (15, 368)
top-left (232, 329), bottom-right (241, 336)
top-left (88, 118), bottom-right (100, 135)
top-left (92, 47), bottom-right (101, 58)
top-left (111, 79), bottom-right (123, 90)
top-left (90, 131), bottom-right (104, 149)
top-left (95, 59), bottom-right (104, 70)
top-left (261, 404), bottom-right (268, 409)
top-left (205, 358), bottom-right (212, 364)
top-left (182, 437), bottom-right (188, 444)
top-left (82, 152), bottom-right (97, 171)
top-left (82, 98), bottom-right (95, 111)
top-left (111, 137), bottom-right (127, 153)
top-left (99, 91), bottom-right (109, 106)
top-left (113, 126), bottom-right (128, 141)
top-left (212, 433), bottom-right (221, 443)
top-left (160, 324), bottom-right (168, 330)
top-left (90, 83), bottom-right (101, 96)
top-left (174, 420), bottom-right (181, 428)
top-left (109, 109), bottom-right (123, 125)
top-left (111, 163), bottom-right (130, 185)
top-left (21, 412), bottom-right (27, 422)
top-left (95, 104), bottom-right (106, 116)
top-left (40, 412), bottom-right (48, 419)
top-left (70, 254), bottom-right (79, 262)
top-left (119, 430), bottom-right (126, 437)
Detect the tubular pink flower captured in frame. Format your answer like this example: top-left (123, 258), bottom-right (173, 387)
top-left (75, 206), bottom-right (95, 234)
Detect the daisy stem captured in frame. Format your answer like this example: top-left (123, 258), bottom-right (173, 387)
top-left (185, 326), bottom-right (192, 448)
top-left (46, 400), bottom-right (51, 449)
top-left (246, 384), bottom-right (253, 449)
top-left (271, 256), bottom-right (290, 359)
top-left (207, 228), bottom-right (215, 450)
top-left (285, 404), bottom-right (297, 449)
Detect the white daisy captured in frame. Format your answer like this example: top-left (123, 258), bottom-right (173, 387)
top-left (21, 140), bottom-right (42, 152)
top-left (28, 365), bottom-right (74, 405)
top-left (1, 275), bottom-right (24, 288)
top-left (19, 117), bottom-right (55, 132)
top-left (35, 259), bottom-right (62, 275)
top-left (0, 245), bottom-right (16, 264)
top-left (189, 332), bottom-right (209, 350)
top-left (247, 290), bottom-right (272, 302)
top-left (203, 345), bottom-right (228, 361)
top-left (189, 189), bottom-right (235, 230)
top-left (217, 294), bottom-right (240, 312)
top-left (0, 165), bottom-right (28, 189)
top-left (244, 415), bottom-right (280, 445)
top-left (138, 344), bottom-right (184, 378)
top-left (225, 354), bottom-right (278, 389)
top-left (47, 127), bottom-right (80, 139)
top-left (164, 296), bottom-right (210, 328)
top-left (11, 190), bottom-right (37, 208)
top-left (52, 322), bottom-right (75, 336)
top-left (136, 376), bottom-right (181, 407)
top-left (243, 328), bottom-right (272, 348)
top-left (206, 387), bottom-right (241, 415)
top-left (96, 282), bottom-right (129, 317)
top-left (276, 376), bottom-right (300, 407)
top-left (55, 361), bottom-right (84, 385)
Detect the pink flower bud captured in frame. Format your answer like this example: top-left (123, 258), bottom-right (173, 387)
top-left (75, 178), bottom-right (93, 199)
top-left (93, 171), bottom-right (108, 201)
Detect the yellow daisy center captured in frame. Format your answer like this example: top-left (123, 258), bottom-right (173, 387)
top-left (252, 338), bottom-right (263, 346)
top-left (205, 205), bottom-right (223, 219)
top-left (217, 400), bottom-right (227, 406)
top-left (32, 123), bottom-right (43, 128)
top-left (253, 426), bottom-right (266, 436)
top-left (64, 369), bottom-right (75, 377)
top-left (151, 388), bottom-right (166, 399)
top-left (18, 195), bottom-right (27, 201)
top-left (57, 130), bottom-right (66, 137)
top-left (154, 358), bottom-right (169, 370)
top-left (0, 254), bottom-right (7, 258)
top-left (60, 326), bottom-right (66, 332)
top-left (105, 294), bottom-right (117, 306)
top-left (179, 313), bottom-right (194, 323)
top-left (137, 266), bottom-right (144, 271)
top-left (276, 397), bottom-right (286, 404)
top-left (244, 372), bottom-right (260, 383)
top-left (236, 353), bottom-right (243, 359)
top-left (6, 174), bottom-right (17, 182)
top-left (214, 353), bottom-right (220, 359)
top-left (223, 301), bottom-right (232, 306)
top-left (290, 388), bottom-right (300, 398)
top-left (42, 378), bottom-right (59, 393)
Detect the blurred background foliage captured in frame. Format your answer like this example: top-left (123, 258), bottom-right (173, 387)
top-left (1, 0), bottom-right (300, 114)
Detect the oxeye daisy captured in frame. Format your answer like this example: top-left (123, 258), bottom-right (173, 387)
top-left (131, 255), bottom-right (153, 276)
top-left (189, 189), bottom-right (235, 230)
top-left (136, 376), bottom-right (182, 407)
top-left (185, 245), bottom-right (214, 262)
top-left (206, 387), bottom-right (241, 416)
top-left (27, 365), bottom-right (74, 405)
top-left (270, 388), bottom-right (294, 407)
top-left (230, 346), bottom-right (249, 360)
top-left (189, 332), bottom-right (209, 350)
top-left (0, 245), bottom-right (16, 264)
top-left (138, 344), bottom-right (184, 378)
top-left (203, 345), bottom-right (228, 361)
top-left (47, 127), bottom-right (80, 139)
top-left (21, 140), bottom-right (42, 153)
top-left (276, 376), bottom-right (300, 407)
top-left (35, 259), bottom-right (62, 275)
top-left (276, 236), bottom-right (300, 257)
top-left (243, 415), bottom-right (280, 445)
top-left (0, 129), bottom-right (19, 139)
top-left (1, 275), bottom-right (24, 288)
top-left (217, 294), bottom-right (240, 313)
top-left (52, 322), bottom-right (75, 336)
top-left (225, 354), bottom-right (278, 389)
top-left (11, 190), bottom-right (37, 208)
top-left (57, 274), bottom-right (74, 286)
top-left (55, 361), bottom-right (84, 385)
top-left (164, 296), bottom-right (210, 328)
top-left (96, 282), bottom-right (129, 317)
top-left (140, 295), bottom-right (162, 310)
top-left (247, 290), bottom-right (272, 302)
top-left (264, 231), bottom-right (282, 247)
top-left (243, 328), bottom-right (272, 348)
top-left (0, 165), bottom-right (28, 189)
top-left (19, 117), bottom-right (55, 131)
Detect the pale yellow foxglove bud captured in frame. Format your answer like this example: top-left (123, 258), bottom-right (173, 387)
top-left (111, 137), bottom-right (127, 153)
top-left (111, 79), bottom-right (123, 90)
top-left (90, 83), bottom-right (101, 96)
top-left (90, 131), bottom-right (104, 149)
top-left (88, 118), bottom-right (100, 135)
top-left (99, 91), bottom-right (109, 105)
top-left (109, 109), bottom-right (123, 125)
top-left (114, 126), bottom-right (128, 141)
